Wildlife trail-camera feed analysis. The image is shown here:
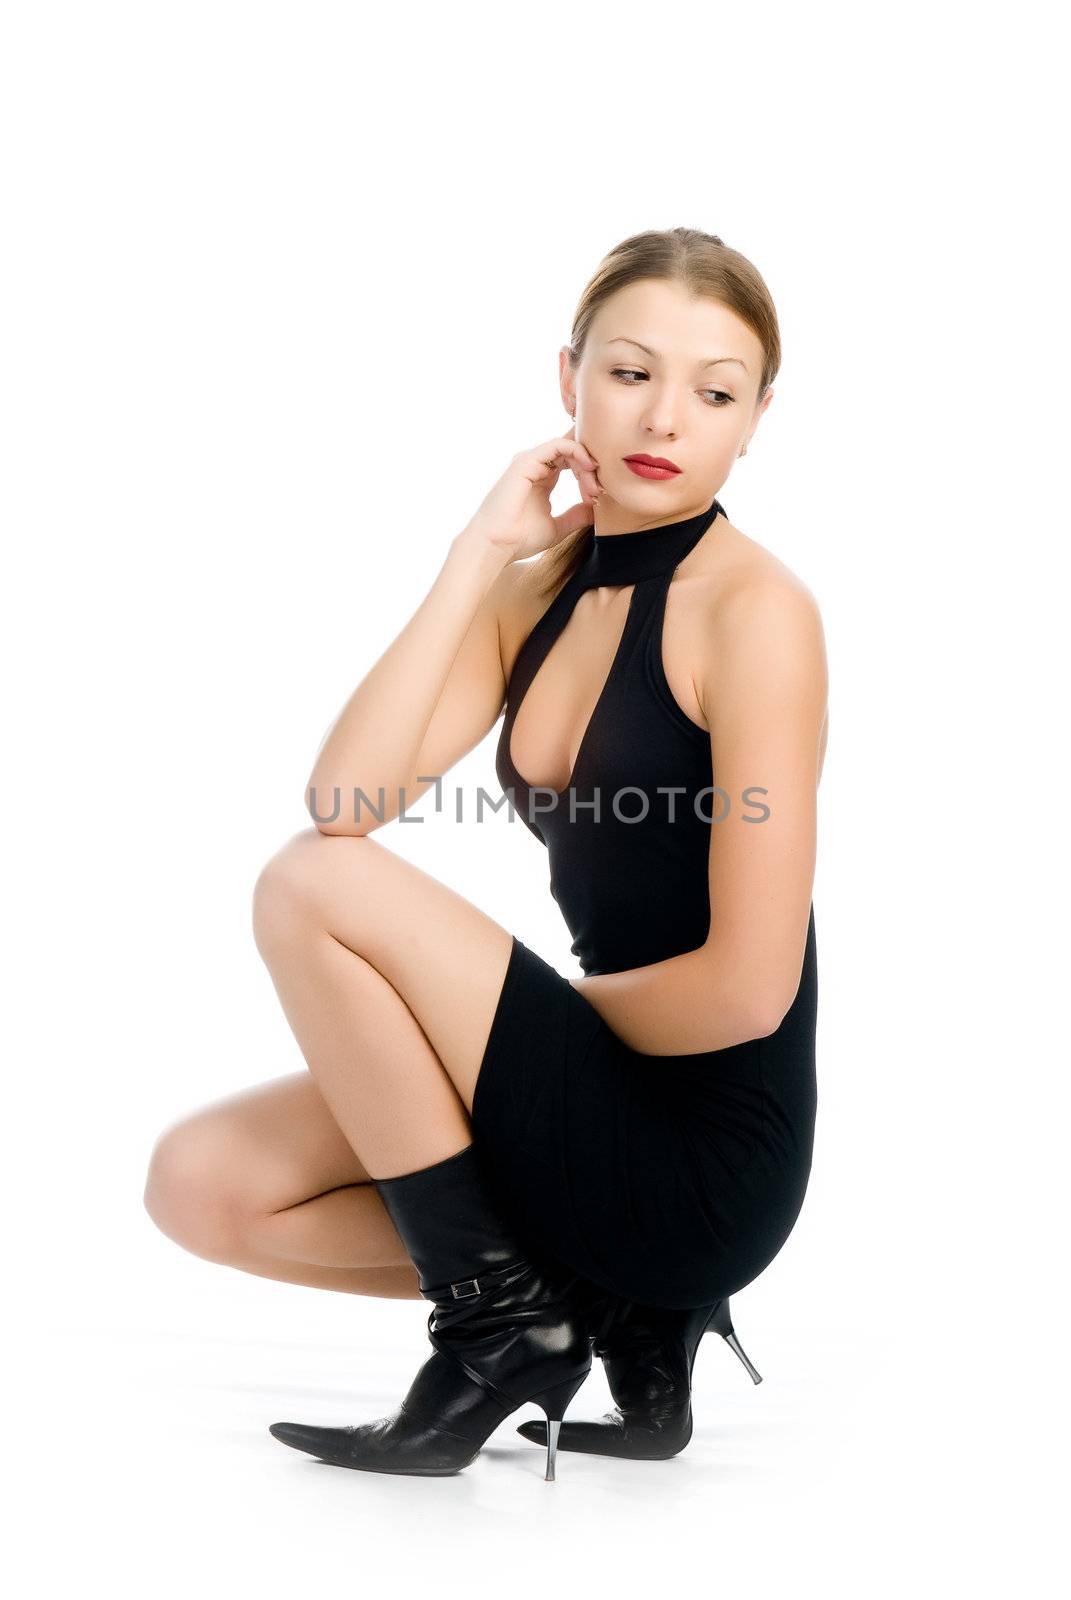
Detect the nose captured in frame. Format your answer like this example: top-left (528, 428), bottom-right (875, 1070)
top-left (639, 385), bottom-right (683, 440)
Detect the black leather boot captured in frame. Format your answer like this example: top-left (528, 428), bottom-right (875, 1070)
top-left (268, 1142), bottom-right (593, 1481)
top-left (515, 1294), bottom-right (762, 1461)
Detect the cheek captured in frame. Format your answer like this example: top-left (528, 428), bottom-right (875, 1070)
top-left (579, 390), bottom-right (621, 435)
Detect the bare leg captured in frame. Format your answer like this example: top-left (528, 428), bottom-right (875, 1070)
top-left (203, 1246), bottom-right (424, 1301)
top-left (252, 923), bottom-right (474, 1176)
top-left (146, 1068), bottom-right (428, 1283)
top-left (146, 829), bottom-right (520, 1288)
top-left (248, 827), bottom-right (517, 1178)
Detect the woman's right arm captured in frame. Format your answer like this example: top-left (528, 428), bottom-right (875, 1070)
top-left (306, 531), bottom-right (514, 835)
top-left (306, 433), bottom-right (602, 836)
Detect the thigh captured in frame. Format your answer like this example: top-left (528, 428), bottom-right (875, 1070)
top-left (253, 828), bottom-right (516, 1115)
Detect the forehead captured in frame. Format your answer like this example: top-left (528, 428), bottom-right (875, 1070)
top-left (590, 278), bottom-right (762, 372)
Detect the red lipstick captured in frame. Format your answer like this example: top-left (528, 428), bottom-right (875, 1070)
top-left (623, 454), bottom-right (681, 479)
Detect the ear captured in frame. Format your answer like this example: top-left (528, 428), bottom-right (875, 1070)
top-left (559, 345), bottom-right (577, 416)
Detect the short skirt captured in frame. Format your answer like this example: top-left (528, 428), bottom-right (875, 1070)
top-left (470, 934), bottom-right (817, 1311)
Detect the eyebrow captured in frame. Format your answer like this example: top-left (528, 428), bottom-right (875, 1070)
top-left (605, 335), bottom-right (749, 374)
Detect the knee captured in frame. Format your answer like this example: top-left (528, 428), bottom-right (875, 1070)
top-left (251, 828), bottom-right (327, 959)
top-left (142, 1114), bottom-right (250, 1264)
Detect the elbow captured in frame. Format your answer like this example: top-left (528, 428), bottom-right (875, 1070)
top-left (304, 800), bottom-right (380, 838)
top-left (739, 991), bottom-right (792, 1043)
top-left (304, 789), bottom-right (353, 835)
top-left (305, 773), bottom-right (330, 829)
top-left (304, 777), bottom-right (384, 837)
top-left (702, 936), bottom-right (801, 1046)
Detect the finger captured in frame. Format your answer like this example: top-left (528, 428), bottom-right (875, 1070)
top-left (572, 453), bottom-right (603, 502)
top-left (571, 466), bottom-right (602, 505)
top-left (565, 435), bottom-right (600, 473)
top-left (524, 438), bottom-right (601, 505)
top-left (530, 436), bottom-right (599, 475)
top-left (581, 461), bottom-right (604, 500)
top-left (539, 449), bottom-right (600, 503)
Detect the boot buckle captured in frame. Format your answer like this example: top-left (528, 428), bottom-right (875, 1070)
top-left (451, 1277), bottom-right (480, 1298)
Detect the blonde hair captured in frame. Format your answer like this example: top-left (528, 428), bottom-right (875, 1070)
top-left (537, 226), bottom-right (781, 602)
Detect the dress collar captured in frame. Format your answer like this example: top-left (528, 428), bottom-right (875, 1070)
top-left (580, 496), bottom-right (725, 588)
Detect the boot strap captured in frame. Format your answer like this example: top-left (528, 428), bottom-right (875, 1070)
top-left (425, 1326), bottom-right (521, 1410)
top-left (423, 1257), bottom-right (533, 1307)
top-left (431, 1263), bottom-right (587, 1337)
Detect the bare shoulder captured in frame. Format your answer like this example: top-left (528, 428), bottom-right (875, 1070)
top-left (682, 515), bottom-right (829, 752)
top-left (686, 514), bottom-right (824, 651)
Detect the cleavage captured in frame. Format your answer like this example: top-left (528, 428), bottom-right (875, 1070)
top-left (509, 584), bottom-right (637, 795)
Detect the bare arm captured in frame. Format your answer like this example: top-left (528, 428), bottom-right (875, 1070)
top-left (306, 432), bottom-right (601, 835)
top-left (570, 575), bottom-right (828, 1055)
top-left (307, 533), bottom-right (513, 835)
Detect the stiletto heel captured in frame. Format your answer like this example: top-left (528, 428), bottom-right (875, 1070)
top-left (516, 1293), bottom-right (765, 1462)
top-left (705, 1298), bottom-right (763, 1384)
top-left (516, 1297), bottom-right (709, 1461)
top-left (531, 1372), bottom-right (589, 1481)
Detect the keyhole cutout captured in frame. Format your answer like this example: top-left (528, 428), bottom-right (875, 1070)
top-left (508, 584), bottom-right (639, 795)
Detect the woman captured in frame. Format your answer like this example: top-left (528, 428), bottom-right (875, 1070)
top-left (143, 227), bottom-right (828, 1484)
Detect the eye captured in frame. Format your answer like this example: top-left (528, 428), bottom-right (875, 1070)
top-left (609, 367), bottom-right (734, 408)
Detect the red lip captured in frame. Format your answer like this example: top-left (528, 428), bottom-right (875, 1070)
top-left (624, 454), bottom-right (681, 472)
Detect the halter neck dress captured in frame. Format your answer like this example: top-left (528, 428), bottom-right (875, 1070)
top-left (469, 495), bottom-right (818, 1311)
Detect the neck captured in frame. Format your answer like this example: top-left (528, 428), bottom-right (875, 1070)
top-left (592, 496), bottom-right (711, 539)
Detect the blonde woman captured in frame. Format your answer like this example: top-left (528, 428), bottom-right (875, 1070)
top-left (144, 227), bottom-right (827, 1483)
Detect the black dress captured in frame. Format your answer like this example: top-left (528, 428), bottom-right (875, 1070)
top-left (470, 495), bottom-right (818, 1311)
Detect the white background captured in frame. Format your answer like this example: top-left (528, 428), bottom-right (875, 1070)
top-left (3, 1), bottom-right (1067, 1593)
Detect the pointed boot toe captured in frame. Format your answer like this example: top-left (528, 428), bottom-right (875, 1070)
top-left (268, 1418), bottom-right (378, 1464)
top-left (268, 1405), bottom-right (481, 1475)
top-left (269, 1421), bottom-right (338, 1456)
